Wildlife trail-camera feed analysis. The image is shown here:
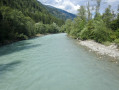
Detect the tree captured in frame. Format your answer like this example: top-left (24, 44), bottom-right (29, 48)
top-left (87, 2), bottom-right (92, 21)
top-left (78, 6), bottom-right (86, 21)
top-left (92, 20), bottom-right (112, 43)
top-left (35, 22), bottom-right (46, 34)
top-left (71, 17), bottom-right (86, 38)
top-left (94, 0), bottom-right (102, 18)
top-left (65, 19), bottom-right (72, 34)
top-left (110, 16), bottom-right (119, 31)
top-left (102, 5), bottom-right (113, 28)
top-left (80, 20), bottom-right (94, 40)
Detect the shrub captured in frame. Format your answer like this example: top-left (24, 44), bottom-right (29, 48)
top-left (80, 27), bottom-right (92, 40)
top-left (92, 20), bottom-right (112, 43)
top-left (17, 34), bottom-right (28, 40)
top-left (102, 41), bottom-right (111, 46)
top-left (114, 39), bottom-right (119, 47)
top-left (35, 22), bottom-right (46, 34)
top-left (80, 20), bottom-right (94, 40)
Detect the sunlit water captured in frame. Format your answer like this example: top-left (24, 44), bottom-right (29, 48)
top-left (0, 33), bottom-right (119, 90)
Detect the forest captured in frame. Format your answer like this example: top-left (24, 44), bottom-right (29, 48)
top-left (62, 0), bottom-right (119, 46)
top-left (0, 0), bottom-right (64, 45)
top-left (0, 0), bottom-right (119, 46)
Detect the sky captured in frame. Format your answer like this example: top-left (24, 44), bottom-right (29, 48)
top-left (39, 0), bottom-right (119, 14)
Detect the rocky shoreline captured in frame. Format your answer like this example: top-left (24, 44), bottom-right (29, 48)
top-left (79, 40), bottom-right (119, 59)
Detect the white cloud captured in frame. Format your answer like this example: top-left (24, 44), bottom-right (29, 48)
top-left (39, 0), bottom-right (119, 14)
top-left (39, 0), bottom-right (80, 14)
top-left (107, 0), bottom-right (119, 3)
top-left (55, 0), bottom-right (80, 14)
top-left (55, 0), bottom-right (62, 3)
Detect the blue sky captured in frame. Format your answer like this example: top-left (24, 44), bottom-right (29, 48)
top-left (39, 0), bottom-right (119, 14)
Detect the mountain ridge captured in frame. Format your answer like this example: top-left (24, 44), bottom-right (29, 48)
top-left (45, 5), bottom-right (76, 20)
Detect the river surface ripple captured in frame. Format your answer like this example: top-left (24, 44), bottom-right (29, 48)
top-left (0, 33), bottom-right (119, 90)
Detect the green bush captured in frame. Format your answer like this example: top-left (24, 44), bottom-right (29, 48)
top-left (102, 41), bottom-right (111, 46)
top-left (80, 27), bottom-right (92, 40)
top-left (49, 23), bottom-right (60, 33)
top-left (114, 39), bottom-right (119, 48)
top-left (35, 22), bottom-right (46, 34)
top-left (60, 25), bottom-right (66, 32)
top-left (114, 39), bottom-right (119, 43)
top-left (17, 34), bottom-right (28, 40)
top-left (80, 20), bottom-right (94, 40)
top-left (35, 22), bottom-right (60, 34)
top-left (92, 20), bottom-right (112, 43)
top-left (114, 29), bottom-right (119, 38)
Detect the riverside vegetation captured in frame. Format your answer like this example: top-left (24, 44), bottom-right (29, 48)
top-left (62, 0), bottom-right (119, 47)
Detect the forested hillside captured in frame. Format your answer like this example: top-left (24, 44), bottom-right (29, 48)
top-left (0, 0), bottom-right (65, 45)
top-left (45, 5), bottom-right (76, 20)
top-left (62, 0), bottom-right (119, 46)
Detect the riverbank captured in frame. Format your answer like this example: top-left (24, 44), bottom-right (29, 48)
top-left (78, 40), bottom-right (119, 59)
top-left (36, 33), bottom-right (51, 37)
top-left (36, 34), bottom-right (45, 37)
top-left (0, 33), bottom-right (45, 47)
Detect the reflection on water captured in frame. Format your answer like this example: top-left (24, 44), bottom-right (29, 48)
top-left (0, 61), bottom-right (21, 75)
top-left (0, 33), bottom-right (119, 90)
top-left (0, 42), bottom-right (41, 56)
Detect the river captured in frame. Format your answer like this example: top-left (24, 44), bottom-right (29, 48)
top-left (0, 33), bottom-right (119, 90)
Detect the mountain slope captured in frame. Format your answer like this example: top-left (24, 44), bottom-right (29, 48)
top-left (0, 0), bottom-right (65, 45)
top-left (0, 0), bottom-right (64, 25)
top-left (45, 5), bottom-right (76, 20)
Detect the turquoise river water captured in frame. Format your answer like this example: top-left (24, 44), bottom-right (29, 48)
top-left (0, 33), bottom-right (119, 90)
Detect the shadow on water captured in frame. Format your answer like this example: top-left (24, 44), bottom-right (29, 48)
top-left (0, 61), bottom-right (21, 75)
top-left (0, 41), bottom-right (42, 56)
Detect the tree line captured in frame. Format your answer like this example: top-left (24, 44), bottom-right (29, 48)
top-left (62, 0), bottom-right (119, 46)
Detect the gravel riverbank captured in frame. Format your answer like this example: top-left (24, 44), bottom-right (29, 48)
top-left (79, 40), bottom-right (119, 59)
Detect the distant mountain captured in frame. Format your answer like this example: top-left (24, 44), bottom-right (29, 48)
top-left (45, 5), bottom-right (76, 20)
